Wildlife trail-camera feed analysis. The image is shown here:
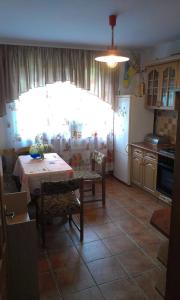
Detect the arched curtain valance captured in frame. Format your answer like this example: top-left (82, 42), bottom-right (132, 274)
top-left (0, 45), bottom-right (120, 117)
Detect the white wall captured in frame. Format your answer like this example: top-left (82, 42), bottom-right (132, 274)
top-left (141, 39), bottom-right (180, 65)
top-left (117, 50), bottom-right (142, 97)
top-left (118, 64), bottom-right (141, 96)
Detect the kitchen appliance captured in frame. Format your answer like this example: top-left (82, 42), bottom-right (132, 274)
top-left (157, 148), bottom-right (175, 198)
top-left (159, 148), bottom-right (176, 159)
top-left (144, 133), bottom-right (170, 146)
top-left (113, 95), bottom-right (154, 184)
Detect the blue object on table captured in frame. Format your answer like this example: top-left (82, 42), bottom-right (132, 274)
top-left (30, 153), bottom-right (41, 159)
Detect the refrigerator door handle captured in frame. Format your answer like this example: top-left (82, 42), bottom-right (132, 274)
top-left (125, 144), bottom-right (132, 156)
top-left (125, 144), bottom-right (130, 154)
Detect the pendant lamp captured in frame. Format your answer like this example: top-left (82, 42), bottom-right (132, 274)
top-left (95, 15), bottom-right (129, 68)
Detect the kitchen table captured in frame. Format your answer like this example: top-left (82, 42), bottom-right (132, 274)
top-left (13, 153), bottom-right (73, 202)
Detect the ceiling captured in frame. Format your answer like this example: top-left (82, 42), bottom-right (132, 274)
top-left (0, 0), bottom-right (180, 50)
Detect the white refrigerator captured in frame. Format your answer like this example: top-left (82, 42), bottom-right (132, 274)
top-left (113, 95), bottom-right (154, 185)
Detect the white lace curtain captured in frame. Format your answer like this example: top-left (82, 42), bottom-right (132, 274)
top-left (4, 82), bottom-right (114, 171)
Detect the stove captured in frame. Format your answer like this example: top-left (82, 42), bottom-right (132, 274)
top-left (159, 148), bottom-right (176, 159)
top-left (157, 148), bottom-right (175, 198)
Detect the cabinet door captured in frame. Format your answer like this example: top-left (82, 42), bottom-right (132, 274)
top-left (143, 157), bottom-right (157, 194)
top-left (131, 155), bottom-right (143, 186)
top-left (160, 63), bottom-right (177, 109)
top-left (146, 67), bottom-right (160, 107)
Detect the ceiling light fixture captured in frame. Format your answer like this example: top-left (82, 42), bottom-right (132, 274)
top-left (95, 15), bottom-right (129, 68)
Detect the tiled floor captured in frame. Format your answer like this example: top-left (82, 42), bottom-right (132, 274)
top-left (35, 176), bottom-right (168, 299)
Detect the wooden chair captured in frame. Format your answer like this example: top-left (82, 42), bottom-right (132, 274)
top-left (36, 177), bottom-right (84, 247)
top-left (15, 146), bottom-right (30, 157)
top-left (13, 147), bottom-right (30, 191)
top-left (74, 151), bottom-right (106, 206)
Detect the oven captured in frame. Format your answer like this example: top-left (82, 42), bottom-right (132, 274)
top-left (156, 149), bottom-right (175, 198)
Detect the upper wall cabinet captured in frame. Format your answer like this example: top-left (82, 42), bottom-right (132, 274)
top-left (146, 61), bottom-right (179, 110)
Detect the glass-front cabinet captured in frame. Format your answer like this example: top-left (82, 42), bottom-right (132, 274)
top-left (160, 63), bottom-right (177, 109)
top-left (146, 61), bottom-right (178, 110)
top-left (147, 68), bottom-right (159, 107)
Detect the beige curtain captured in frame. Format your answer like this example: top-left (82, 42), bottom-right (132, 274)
top-left (0, 45), bottom-right (120, 117)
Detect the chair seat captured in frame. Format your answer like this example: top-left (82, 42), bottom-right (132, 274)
top-left (38, 192), bottom-right (80, 217)
top-left (74, 170), bottom-right (102, 180)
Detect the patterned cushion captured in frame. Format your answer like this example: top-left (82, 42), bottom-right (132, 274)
top-left (73, 170), bottom-right (102, 180)
top-left (38, 192), bottom-right (80, 217)
top-left (91, 151), bottom-right (105, 165)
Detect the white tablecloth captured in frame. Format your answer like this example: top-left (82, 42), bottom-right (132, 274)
top-left (13, 153), bottom-right (73, 202)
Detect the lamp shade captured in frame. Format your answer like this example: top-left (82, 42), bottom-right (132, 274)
top-left (95, 49), bottom-right (129, 68)
top-left (95, 15), bottom-right (129, 68)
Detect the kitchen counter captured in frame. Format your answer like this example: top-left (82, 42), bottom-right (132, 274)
top-left (131, 142), bottom-right (175, 158)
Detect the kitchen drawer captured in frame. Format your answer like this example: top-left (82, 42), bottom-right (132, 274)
top-left (132, 147), bottom-right (143, 157)
top-left (144, 152), bottom-right (157, 161)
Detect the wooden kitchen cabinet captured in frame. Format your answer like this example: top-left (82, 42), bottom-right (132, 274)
top-left (160, 62), bottom-right (177, 109)
top-left (131, 147), bottom-right (157, 195)
top-left (146, 66), bottom-right (160, 108)
top-left (143, 153), bottom-right (157, 195)
top-left (131, 148), bottom-right (143, 187)
top-left (146, 61), bottom-right (178, 110)
top-left (131, 155), bottom-right (143, 187)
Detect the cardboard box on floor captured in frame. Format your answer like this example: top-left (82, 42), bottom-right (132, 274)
top-left (3, 191), bottom-right (39, 300)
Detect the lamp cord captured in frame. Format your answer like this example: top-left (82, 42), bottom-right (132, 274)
top-left (109, 15), bottom-right (116, 49)
top-left (111, 26), bottom-right (114, 48)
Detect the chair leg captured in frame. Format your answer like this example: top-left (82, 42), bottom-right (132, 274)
top-left (41, 216), bottom-right (46, 248)
top-left (69, 214), bottom-right (72, 226)
top-left (102, 179), bottom-right (106, 206)
top-left (34, 201), bottom-right (39, 229)
top-left (80, 210), bottom-right (84, 242)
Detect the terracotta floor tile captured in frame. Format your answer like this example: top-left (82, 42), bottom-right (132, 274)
top-left (129, 228), bottom-right (162, 248)
top-left (92, 222), bottom-right (123, 239)
top-left (112, 213), bottom-right (137, 225)
top-left (105, 198), bottom-right (124, 209)
top-left (62, 286), bottom-right (105, 300)
top-left (55, 264), bottom-right (95, 295)
top-left (141, 242), bottom-right (162, 260)
top-left (45, 231), bottom-right (73, 251)
top-left (39, 272), bottom-right (60, 300)
top-left (126, 205), bottom-right (153, 224)
top-left (66, 225), bottom-right (99, 245)
top-left (44, 218), bottom-right (66, 236)
top-left (87, 256), bottom-right (127, 284)
top-left (102, 233), bottom-right (137, 255)
top-left (21, 176), bottom-right (167, 298)
top-left (76, 240), bottom-right (111, 262)
top-left (115, 218), bottom-right (146, 235)
top-left (49, 246), bottom-right (83, 269)
top-left (117, 248), bottom-right (155, 276)
top-left (106, 206), bottom-right (131, 219)
top-left (38, 255), bottom-right (50, 274)
top-left (134, 268), bottom-right (161, 299)
top-left (99, 277), bottom-right (146, 300)
top-left (115, 194), bottom-right (140, 207)
top-left (84, 208), bottom-right (111, 225)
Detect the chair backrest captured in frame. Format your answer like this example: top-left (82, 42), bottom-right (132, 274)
top-left (91, 151), bottom-right (106, 176)
top-left (15, 147), bottom-right (30, 156)
top-left (41, 178), bottom-right (83, 196)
